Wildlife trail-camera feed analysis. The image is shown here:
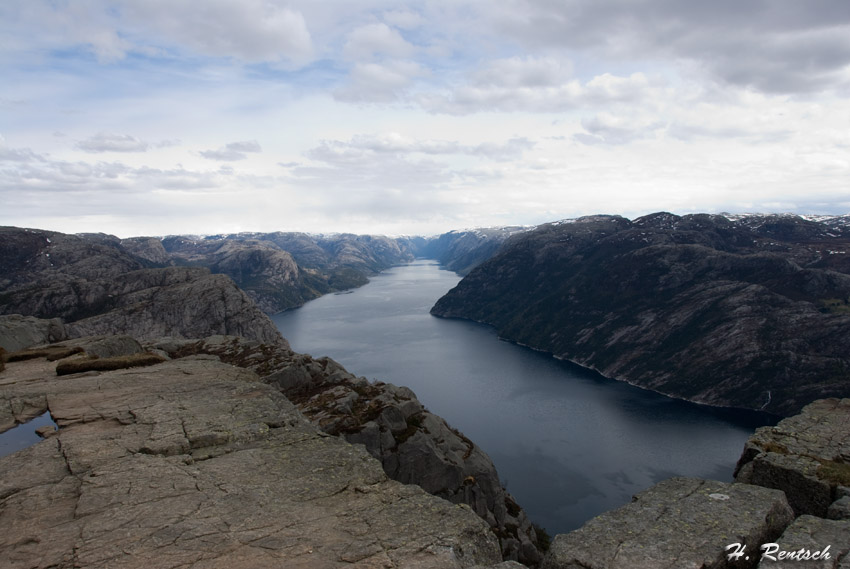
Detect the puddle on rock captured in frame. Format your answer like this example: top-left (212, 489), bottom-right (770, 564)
top-left (0, 411), bottom-right (58, 458)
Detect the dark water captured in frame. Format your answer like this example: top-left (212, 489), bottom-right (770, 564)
top-left (271, 260), bottom-right (776, 535)
top-left (0, 411), bottom-right (57, 458)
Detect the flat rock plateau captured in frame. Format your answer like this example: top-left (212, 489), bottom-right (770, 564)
top-left (0, 344), bottom-right (509, 569)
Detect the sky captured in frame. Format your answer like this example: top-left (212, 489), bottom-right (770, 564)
top-left (2, 1), bottom-right (850, 238)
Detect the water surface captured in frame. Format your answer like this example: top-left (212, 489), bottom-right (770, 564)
top-left (272, 260), bottom-right (775, 535)
top-left (0, 411), bottom-right (57, 458)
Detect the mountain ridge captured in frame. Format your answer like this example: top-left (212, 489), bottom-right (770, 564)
top-left (431, 212), bottom-right (850, 416)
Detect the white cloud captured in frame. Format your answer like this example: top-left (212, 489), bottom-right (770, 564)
top-left (344, 22), bottom-right (415, 60)
top-left (382, 9), bottom-right (424, 30)
top-left (76, 133), bottom-right (149, 153)
top-left (416, 69), bottom-right (663, 115)
top-left (200, 140), bottom-right (262, 161)
top-left (574, 112), bottom-right (664, 145)
top-left (472, 56), bottom-right (573, 88)
top-left (1, 0), bottom-right (314, 66)
top-left (334, 60), bottom-right (427, 103)
top-left (0, 145), bottom-right (45, 162)
top-left (306, 133), bottom-right (534, 162)
top-left (121, 0), bottom-right (314, 65)
top-left (3, 0), bottom-right (850, 237)
top-left (490, 0), bottom-right (850, 95)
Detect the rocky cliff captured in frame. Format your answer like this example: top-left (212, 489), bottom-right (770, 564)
top-left (0, 227), bottom-right (285, 346)
top-left (148, 335), bottom-right (543, 566)
top-left (431, 213), bottom-right (850, 416)
top-left (0, 336), bottom-right (510, 569)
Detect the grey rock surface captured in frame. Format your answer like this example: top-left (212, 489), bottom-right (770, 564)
top-left (542, 477), bottom-right (794, 569)
top-left (65, 267), bottom-right (286, 345)
top-left (0, 314), bottom-right (68, 351)
top-left (49, 334), bottom-right (143, 358)
top-left (0, 353), bottom-right (503, 568)
top-left (153, 335), bottom-right (543, 566)
top-left (756, 515), bottom-right (850, 568)
top-left (735, 398), bottom-right (850, 517)
top-left (828, 496), bottom-right (850, 520)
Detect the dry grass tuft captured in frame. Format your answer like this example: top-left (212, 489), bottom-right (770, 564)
top-left (6, 345), bottom-right (85, 362)
top-left (56, 352), bottom-right (166, 376)
top-left (817, 460), bottom-right (850, 487)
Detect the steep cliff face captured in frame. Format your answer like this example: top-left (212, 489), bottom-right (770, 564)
top-left (0, 227), bottom-right (285, 346)
top-left (431, 213), bottom-right (850, 416)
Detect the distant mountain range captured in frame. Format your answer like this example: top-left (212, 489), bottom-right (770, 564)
top-left (3, 212), bottom-right (850, 416)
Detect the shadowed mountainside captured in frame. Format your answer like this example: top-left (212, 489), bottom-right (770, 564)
top-left (431, 213), bottom-right (850, 416)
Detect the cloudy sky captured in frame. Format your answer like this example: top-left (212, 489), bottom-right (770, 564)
top-left (2, 1), bottom-right (849, 237)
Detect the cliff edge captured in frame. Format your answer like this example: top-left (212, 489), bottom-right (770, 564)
top-left (0, 340), bottom-right (509, 568)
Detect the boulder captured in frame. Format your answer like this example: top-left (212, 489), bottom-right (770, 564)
top-left (756, 516), bottom-right (850, 568)
top-left (735, 398), bottom-right (850, 517)
top-left (0, 314), bottom-right (67, 351)
top-left (542, 477), bottom-right (794, 569)
top-left (827, 497), bottom-right (850, 521)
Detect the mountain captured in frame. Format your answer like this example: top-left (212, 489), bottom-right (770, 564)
top-left (418, 226), bottom-right (529, 275)
top-left (161, 232), bottom-right (417, 313)
top-left (431, 212), bottom-right (850, 416)
top-left (0, 227), bottom-right (284, 345)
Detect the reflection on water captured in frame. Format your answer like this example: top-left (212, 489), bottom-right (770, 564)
top-left (272, 260), bottom-right (777, 534)
top-left (0, 411), bottom-right (57, 458)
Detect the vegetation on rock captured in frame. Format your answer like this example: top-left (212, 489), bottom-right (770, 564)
top-left (55, 352), bottom-right (167, 375)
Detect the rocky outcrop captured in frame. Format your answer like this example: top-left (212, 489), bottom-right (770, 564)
top-left (758, 516), bottom-right (850, 568)
top-left (431, 213), bottom-right (850, 415)
top-left (120, 236), bottom-right (173, 265)
top-left (150, 335), bottom-right (543, 566)
top-left (0, 349), bottom-right (503, 568)
top-left (735, 398), bottom-right (850, 518)
top-left (61, 267), bottom-right (285, 344)
top-left (0, 314), bottom-right (68, 351)
top-left (0, 228), bottom-right (285, 346)
top-left (542, 477), bottom-right (794, 569)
